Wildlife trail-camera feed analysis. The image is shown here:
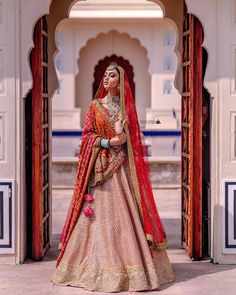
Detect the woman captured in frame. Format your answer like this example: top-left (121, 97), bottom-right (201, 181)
top-left (53, 64), bottom-right (175, 292)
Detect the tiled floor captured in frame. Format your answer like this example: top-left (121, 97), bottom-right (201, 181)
top-left (1, 189), bottom-right (236, 295)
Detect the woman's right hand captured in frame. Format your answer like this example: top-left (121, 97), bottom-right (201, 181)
top-left (109, 133), bottom-right (127, 147)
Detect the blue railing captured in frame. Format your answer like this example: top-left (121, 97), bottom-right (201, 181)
top-left (52, 130), bottom-right (181, 137)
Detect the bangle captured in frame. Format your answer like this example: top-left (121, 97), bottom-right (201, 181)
top-left (101, 138), bottom-right (110, 149)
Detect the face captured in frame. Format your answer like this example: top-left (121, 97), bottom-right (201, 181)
top-left (103, 68), bottom-right (120, 91)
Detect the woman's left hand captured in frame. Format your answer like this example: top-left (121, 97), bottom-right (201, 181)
top-left (115, 118), bottom-right (127, 135)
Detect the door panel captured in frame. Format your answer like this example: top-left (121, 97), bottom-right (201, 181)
top-left (181, 10), bottom-right (203, 259)
top-left (30, 16), bottom-right (50, 260)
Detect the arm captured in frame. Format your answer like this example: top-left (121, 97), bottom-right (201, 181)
top-left (99, 133), bottom-right (127, 149)
top-left (82, 102), bottom-right (127, 149)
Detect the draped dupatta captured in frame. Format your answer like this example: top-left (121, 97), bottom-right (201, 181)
top-left (56, 103), bottom-right (101, 266)
top-left (94, 65), bottom-right (167, 250)
top-left (56, 65), bottom-right (167, 267)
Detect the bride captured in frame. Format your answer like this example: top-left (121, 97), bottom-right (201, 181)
top-left (52, 63), bottom-right (175, 292)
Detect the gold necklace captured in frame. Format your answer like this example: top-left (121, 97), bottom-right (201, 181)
top-left (103, 95), bottom-right (121, 117)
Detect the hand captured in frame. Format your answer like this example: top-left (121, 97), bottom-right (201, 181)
top-left (109, 133), bottom-right (127, 147)
top-left (115, 118), bottom-right (127, 135)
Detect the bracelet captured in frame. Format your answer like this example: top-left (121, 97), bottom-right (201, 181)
top-left (101, 138), bottom-right (110, 149)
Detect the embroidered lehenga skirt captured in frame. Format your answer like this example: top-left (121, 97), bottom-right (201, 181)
top-left (53, 159), bottom-right (174, 292)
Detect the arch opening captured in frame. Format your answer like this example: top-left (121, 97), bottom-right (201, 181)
top-left (69, 0), bottom-right (164, 19)
top-left (71, 29), bottom-right (151, 125)
top-left (24, 0), bottom-right (211, 263)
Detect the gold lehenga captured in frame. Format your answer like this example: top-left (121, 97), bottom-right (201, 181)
top-left (53, 159), bottom-right (175, 292)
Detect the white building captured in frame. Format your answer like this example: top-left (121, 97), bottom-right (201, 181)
top-left (0, 0), bottom-right (236, 266)
top-left (53, 1), bottom-right (180, 131)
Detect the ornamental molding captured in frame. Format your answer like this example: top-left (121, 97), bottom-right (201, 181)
top-left (20, 0), bottom-right (213, 98)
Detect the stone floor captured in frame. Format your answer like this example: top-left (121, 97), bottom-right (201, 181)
top-left (1, 189), bottom-right (236, 295)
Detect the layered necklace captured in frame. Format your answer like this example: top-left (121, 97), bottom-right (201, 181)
top-left (102, 93), bottom-right (121, 119)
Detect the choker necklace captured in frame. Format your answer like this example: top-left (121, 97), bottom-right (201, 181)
top-left (102, 94), bottom-right (121, 117)
top-left (105, 93), bottom-right (120, 104)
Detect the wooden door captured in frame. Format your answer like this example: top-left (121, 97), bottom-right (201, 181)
top-left (181, 11), bottom-right (203, 259)
top-left (30, 16), bottom-right (50, 260)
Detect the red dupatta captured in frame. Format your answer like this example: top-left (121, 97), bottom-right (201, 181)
top-left (94, 65), bottom-right (167, 250)
top-left (56, 103), bottom-right (101, 266)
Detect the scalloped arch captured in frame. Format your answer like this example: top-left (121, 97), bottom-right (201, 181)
top-left (74, 28), bottom-right (151, 122)
top-left (75, 29), bottom-right (150, 75)
top-left (23, 0), bottom-right (184, 98)
top-left (23, 0), bottom-right (210, 98)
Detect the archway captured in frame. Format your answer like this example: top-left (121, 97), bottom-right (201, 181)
top-left (52, 23), bottom-right (151, 127)
top-left (24, 1), bottom-right (211, 259)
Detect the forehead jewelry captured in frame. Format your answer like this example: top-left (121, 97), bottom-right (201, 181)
top-left (106, 64), bottom-right (120, 73)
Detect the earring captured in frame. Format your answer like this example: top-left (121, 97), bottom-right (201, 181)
top-left (117, 84), bottom-right (120, 92)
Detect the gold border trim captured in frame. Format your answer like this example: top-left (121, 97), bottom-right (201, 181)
top-left (146, 234), bottom-right (167, 251)
top-left (93, 99), bottom-right (117, 132)
top-left (118, 67), bottom-right (143, 221)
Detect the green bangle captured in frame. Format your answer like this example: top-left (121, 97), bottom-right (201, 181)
top-left (101, 138), bottom-right (110, 148)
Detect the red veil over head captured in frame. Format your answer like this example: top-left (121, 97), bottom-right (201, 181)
top-left (95, 64), bottom-right (167, 250)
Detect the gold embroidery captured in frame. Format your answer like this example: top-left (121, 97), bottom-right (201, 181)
top-left (146, 234), bottom-right (167, 250)
top-left (53, 250), bottom-right (174, 292)
top-left (90, 148), bottom-right (126, 187)
top-left (93, 137), bottom-right (102, 147)
top-left (124, 124), bottom-right (143, 219)
top-left (88, 99), bottom-right (127, 189)
top-left (53, 163), bottom-right (174, 292)
top-left (93, 99), bottom-right (117, 131)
